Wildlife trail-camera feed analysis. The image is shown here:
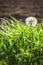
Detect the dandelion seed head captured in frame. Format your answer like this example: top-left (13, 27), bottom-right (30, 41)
top-left (25, 17), bottom-right (38, 26)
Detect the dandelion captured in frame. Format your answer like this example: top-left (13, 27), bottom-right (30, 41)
top-left (25, 17), bottom-right (38, 26)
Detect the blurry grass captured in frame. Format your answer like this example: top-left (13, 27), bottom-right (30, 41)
top-left (0, 16), bottom-right (43, 65)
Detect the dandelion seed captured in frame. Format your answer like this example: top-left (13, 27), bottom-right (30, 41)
top-left (25, 17), bottom-right (38, 26)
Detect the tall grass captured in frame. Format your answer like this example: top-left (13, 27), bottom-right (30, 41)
top-left (0, 17), bottom-right (43, 65)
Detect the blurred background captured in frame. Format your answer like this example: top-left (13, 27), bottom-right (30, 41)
top-left (0, 0), bottom-right (43, 22)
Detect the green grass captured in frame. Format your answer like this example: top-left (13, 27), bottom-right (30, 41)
top-left (0, 17), bottom-right (43, 65)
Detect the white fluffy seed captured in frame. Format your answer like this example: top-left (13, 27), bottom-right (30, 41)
top-left (25, 17), bottom-right (38, 26)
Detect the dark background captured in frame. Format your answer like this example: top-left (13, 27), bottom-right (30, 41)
top-left (0, 0), bottom-right (43, 21)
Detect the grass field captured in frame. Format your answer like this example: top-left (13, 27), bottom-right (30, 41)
top-left (0, 17), bottom-right (43, 65)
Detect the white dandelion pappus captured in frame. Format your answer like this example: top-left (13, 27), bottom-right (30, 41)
top-left (25, 17), bottom-right (38, 26)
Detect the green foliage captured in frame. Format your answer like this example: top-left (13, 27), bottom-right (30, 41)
top-left (0, 17), bottom-right (43, 65)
